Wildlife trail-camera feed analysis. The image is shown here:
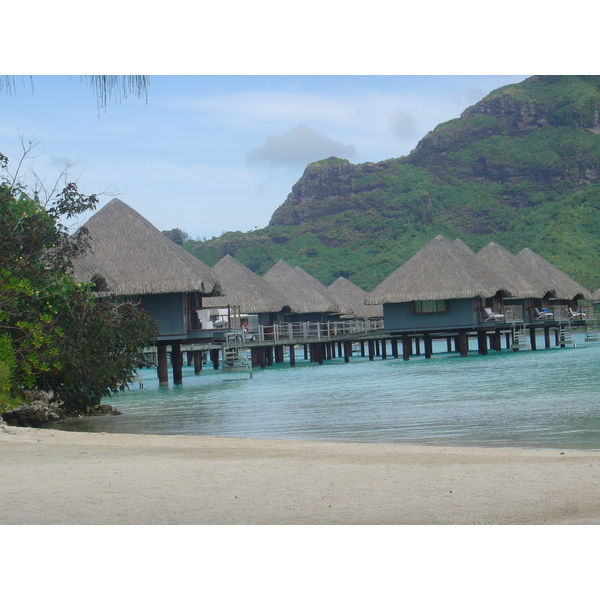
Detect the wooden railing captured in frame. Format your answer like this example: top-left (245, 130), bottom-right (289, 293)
top-left (246, 318), bottom-right (384, 343)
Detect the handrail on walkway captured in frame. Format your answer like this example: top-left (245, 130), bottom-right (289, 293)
top-left (247, 318), bottom-right (384, 344)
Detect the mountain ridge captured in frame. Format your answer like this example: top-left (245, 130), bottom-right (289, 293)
top-left (186, 76), bottom-right (600, 292)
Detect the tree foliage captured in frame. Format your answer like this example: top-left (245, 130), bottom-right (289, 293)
top-left (0, 150), bottom-right (157, 415)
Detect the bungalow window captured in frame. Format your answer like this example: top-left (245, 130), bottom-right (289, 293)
top-left (412, 299), bottom-right (448, 314)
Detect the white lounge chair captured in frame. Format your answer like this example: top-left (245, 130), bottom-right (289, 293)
top-left (483, 307), bottom-right (505, 321)
top-left (568, 307), bottom-right (585, 319)
top-left (534, 308), bottom-right (553, 320)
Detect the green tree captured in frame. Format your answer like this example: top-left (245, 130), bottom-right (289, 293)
top-left (0, 150), bottom-right (157, 415)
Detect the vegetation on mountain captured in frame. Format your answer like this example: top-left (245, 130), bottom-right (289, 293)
top-left (0, 151), bottom-right (157, 416)
top-left (186, 76), bottom-right (600, 292)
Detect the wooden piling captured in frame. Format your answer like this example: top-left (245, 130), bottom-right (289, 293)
top-left (172, 343), bottom-right (183, 384)
top-left (157, 344), bottom-right (168, 386)
top-left (402, 334), bottom-right (411, 360)
top-left (424, 333), bottom-right (432, 359)
top-left (458, 330), bottom-right (469, 356)
top-left (477, 330), bottom-right (488, 355)
top-left (210, 348), bottom-right (220, 370)
top-left (193, 350), bottom-right (202, 374)
top-left (529, 327), bottom-right (537, 351)
top-left (289, 344), bottom-right (296, 367)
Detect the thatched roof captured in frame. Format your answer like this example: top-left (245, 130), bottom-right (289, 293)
top-left (366, 235), bottom-right (512, 304)
top-left (476, 242), bottom-right (556, 299)
top-left (263, 260), bottom-right (340, 314)
top-left (516, 248), bottom-right (591, 301)
top-left (327, 277), bottom-right (383, 319)
top-left (70, 198), bottom-right (221, 296)
top-left (202, 255), bottom-right (290, 313)
top-left (453, 238), bottom-right (476, 256)
top-left (593, 288), bottom-right (600, 302)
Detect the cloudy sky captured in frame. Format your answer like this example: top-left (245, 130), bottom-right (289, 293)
top-left (2, 1), bottom-right (588, 242)
top-left (0, 74), bottom-right (531, 239)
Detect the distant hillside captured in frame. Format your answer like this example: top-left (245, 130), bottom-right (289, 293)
top-left (186, 76), bottom-right (600, 292)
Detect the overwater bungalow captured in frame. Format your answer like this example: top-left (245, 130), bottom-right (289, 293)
top-left (263, 260), bottom-right (342, 323)
top-left (71, 198), bottom-right (224, 384)
top-left (365, 235), bottom-right (512, 356)
top-left (327, 277), bottom-right (383, 321)
top-left (201, 254), bottom-right (291, 334)
top-left (516, 248), bottom-right (592, 320)
top-left (475, 242), bottom-right (557, 324)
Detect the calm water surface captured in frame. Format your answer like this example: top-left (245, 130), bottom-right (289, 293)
top-left (48, 333), bottom-right (600, 449)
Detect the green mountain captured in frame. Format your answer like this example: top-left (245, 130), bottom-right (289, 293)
top-left (186, 75), bottom-right (600, 292)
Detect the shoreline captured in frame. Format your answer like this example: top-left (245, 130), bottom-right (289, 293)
top-left (2, 424), bottom-right (600, 525)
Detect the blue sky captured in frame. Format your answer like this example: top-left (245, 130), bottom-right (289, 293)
top-left (1, 75), bottom-right (530, 239)
top-left (2, 2), bottom-right (590, 241)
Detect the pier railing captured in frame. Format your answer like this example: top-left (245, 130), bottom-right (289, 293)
top-left (247, 318), bottom-right (384, 344)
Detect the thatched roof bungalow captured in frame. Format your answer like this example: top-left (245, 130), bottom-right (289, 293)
top-left (71, 198), bottom-right (222, 343)
top-left (263, 260), bottom-right (341, 322)
top-left (365, 235), bottom-right (512, 332)
top-left (476, 242), bottom-right (557, 323)
top-left (202, 255), bottom-right (291, 327)
top-left (516, 248), bottom-right (591, 302)
top-left (327, 277), bottom-right (383, 320)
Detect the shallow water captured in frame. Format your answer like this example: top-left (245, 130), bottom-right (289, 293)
top-left (47, 333), bottom-right (600, 449)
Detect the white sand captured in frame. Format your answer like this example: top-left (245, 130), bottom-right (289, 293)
top-left (2, 423), bottom-right (600, 525)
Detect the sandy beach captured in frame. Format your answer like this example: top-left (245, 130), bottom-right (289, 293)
top-left (2, 423), bottom-right (600, 525)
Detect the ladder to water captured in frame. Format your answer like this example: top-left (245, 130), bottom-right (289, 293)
top-left (511, 324), bottom-right (530, 350)
top-left (222, 332), bottom-right (253, 377)
top-left (585, 321), bottom-right (599, 342)
top-left (558, 325), bottom-right (578, 348)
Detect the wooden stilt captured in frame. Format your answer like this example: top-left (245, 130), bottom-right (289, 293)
top-left (447, 337), bottom-right (453, 352)
top-left (414, 337), bottom-right (421, 355)
top-left (193, 350), bottom-right (202, 374)
top-left (172, 343), bottom-right (183, 384)
top-left (381, 339), bottom-right (387, 359)
top-left (477, 331), bottom-right (488, 355)
top-left (289, 344), bottom-right (296, 367)
top-left (544, 326), bottom-right (551, 349)
top-left (402, 334), bottom-right (411, 360)
top-left (210, 348), bottom-right (220, 370)
top-left (391, 338), bottom-right (398, 358)
top-left (424, 333), bottom-right (432, 358)
top-left (360, 341), bottom-right (365, 357)
top-left (251, 347), bottom-right (261, 368)
top-left (304, 344), bottom-right (309, 360)
top-left (493, 330), bottom-right (502, 351)
top-left (368, 339), bottom-right (375, 361)
top-left (458, 330), bottom-right (469, 356)
top-left (157, 344), bottom-right (168, 386)
top-left (265, 346), bottom-right (274, 366)
top-left (274, 345), bottom-right (284, 363)
top-left (344, 340), bottom-right (351, 363)
top-left (529, 327), bottom-right (537, 351)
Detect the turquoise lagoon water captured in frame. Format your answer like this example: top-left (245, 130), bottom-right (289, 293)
top-left (48, 332), bottom-right (600, 450)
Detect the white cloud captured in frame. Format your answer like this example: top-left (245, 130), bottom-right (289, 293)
top-left (246, 125), bottom-right (357, 168)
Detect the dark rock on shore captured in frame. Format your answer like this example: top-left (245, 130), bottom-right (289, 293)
top-left (1, 390), bottom-right (122, 428)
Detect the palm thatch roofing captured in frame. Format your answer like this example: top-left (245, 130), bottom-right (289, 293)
top-left (365, 235), bottom-right (512, 304)
top-left (327, 277), bottom-right (383, 319)
top-left (263, 260), bottom-right (340, 314)
top-left (476, 242), bottom-right (556, 299)
top-left (70, 198), bottom-right (221, 296)
top-left (516, 248), bottom-right (591, 301)
top-left (593, 288), bottom-right (600, 302)
top-left (453, 238), bottom-right (476, 256)
top-left (201, 255), bottom-right (290, 313)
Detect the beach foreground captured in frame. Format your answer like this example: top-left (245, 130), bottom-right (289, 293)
top-left (2, 424), bottom-right (600, 525)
